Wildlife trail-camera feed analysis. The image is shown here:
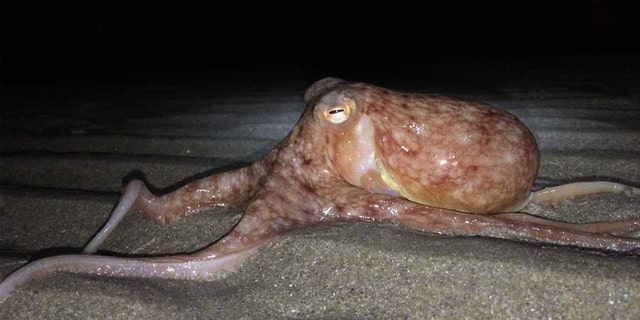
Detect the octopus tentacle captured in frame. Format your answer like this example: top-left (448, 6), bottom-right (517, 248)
top-left (394, 209), bottom-right (639, 252)
top-left (531, 181), bottom-right (640, 204)
top-left (0, 248), bottom-right (260, 302)
top-left (83, 180), bottom-right (144, 253)
top-left (323, 185), bottom-right (640, 252)
top-left (494, 213), bottom-right (640, 236)
top-left (0, 187), bottom-right (317, 302)
top-left (134, 149), bottom-right (278, 224)
top-left (81, 150), bottom-right (280, 254)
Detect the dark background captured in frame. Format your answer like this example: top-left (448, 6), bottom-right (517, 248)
top-left (2, 1), bottom-right (639, 86)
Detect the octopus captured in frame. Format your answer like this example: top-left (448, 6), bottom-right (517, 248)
top-left (1, 77), bottom-right (639, 301)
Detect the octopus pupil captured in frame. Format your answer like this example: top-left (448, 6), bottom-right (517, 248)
top-left (329, 108), bottom-right (345, 114)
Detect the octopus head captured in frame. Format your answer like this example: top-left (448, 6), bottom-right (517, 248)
top-left (305, 78), bottom-right (400, 197)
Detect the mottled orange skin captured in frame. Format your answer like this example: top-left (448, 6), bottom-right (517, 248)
top-left (316, 80), bottom-right (539, 213)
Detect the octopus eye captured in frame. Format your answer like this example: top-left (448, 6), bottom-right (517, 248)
top-left (323, 100), bottom-right (354, 124)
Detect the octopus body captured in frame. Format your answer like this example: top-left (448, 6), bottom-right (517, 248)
top-left (0, 78), bottom-right (638, 301)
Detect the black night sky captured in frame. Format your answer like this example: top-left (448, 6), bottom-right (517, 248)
top-left (2, 1), bottom-right (639, 85)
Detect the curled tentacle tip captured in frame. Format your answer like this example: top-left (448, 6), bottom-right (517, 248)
top-left (82, 180), bottom-right (144, 254)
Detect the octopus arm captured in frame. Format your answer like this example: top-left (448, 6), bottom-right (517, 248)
top-left (324, 186), bottom-right (640, 253)
top-left (133, 150), bottom-right (278, 224)
top-left (0, 248), bottom-right (259, 302)
top-left (0, 187), bottom-right (309, 301)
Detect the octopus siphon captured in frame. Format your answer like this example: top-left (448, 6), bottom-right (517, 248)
top-left (1, 77), bottom-right (639, 301)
